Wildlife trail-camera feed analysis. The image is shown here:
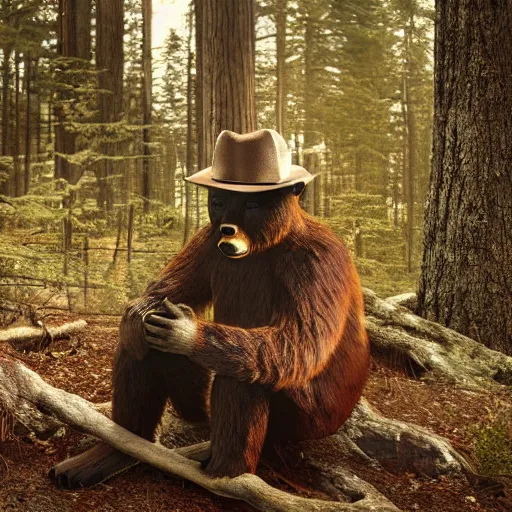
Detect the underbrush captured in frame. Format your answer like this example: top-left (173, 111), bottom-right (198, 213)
top-left (472, 408), bottom-right (512, 476)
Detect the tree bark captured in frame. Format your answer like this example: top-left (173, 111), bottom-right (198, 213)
top-left (165, 136), bottom-right (176, 207)
top-left (418, 0), bottom-right (512, 354)
top-left (195, 0), bottom-right (256, 169)
top-left (141, 0), bottom-right (152, 214)
top-left (96, 0), bottom-right (124, 212)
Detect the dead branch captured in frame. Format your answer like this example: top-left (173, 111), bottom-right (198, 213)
top-left (0, 320), bottom-right (87, 352)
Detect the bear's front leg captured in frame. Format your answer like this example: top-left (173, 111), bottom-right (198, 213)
top-left (207, 375), bottom-right (270, 478)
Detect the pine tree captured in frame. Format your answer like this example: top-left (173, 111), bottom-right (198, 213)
top-left (141, 0), bottom-right (152, 213)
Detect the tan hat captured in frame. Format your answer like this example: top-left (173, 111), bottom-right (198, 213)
top-left (185, 129), bottom-right (314, 193)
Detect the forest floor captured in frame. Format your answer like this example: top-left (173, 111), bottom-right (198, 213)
top-left (0, 314), bottom-right (511, 512)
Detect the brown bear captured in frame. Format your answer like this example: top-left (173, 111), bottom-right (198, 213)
top-left (50, 129), bottom-right (370, 488)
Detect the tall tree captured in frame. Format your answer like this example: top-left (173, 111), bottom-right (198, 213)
top-left (160, 28), bottom-right (188, 208)
top-left (12, 50), bottom-right (20, 196)
top-left (141, 0), bottom-right (152, 213)
top-left (195, 0), bottom-right (256, 170)
top-left (183, 6), bottom-right (194, 243)
top-left (24, 54), bottom-right (32, 195)
top-left (418, 0), bottom-right (512, 354)
top-left (96, 0), bottom-right (124, 211)
top-left (302, 1), bottom-right (325, 148)
top-left (0, 0), bottom-right (12, 196)
top-left (55, 0), bottom-right (92, 185)
top-left (275, 0), bottom-right (287, 136)
top-left (402, 13), bottom-right (416, 273)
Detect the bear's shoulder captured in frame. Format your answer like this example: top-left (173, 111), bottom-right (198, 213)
top-left (276, 217), bottom-right (352, 285)
top-left (284, 217), bottom-right (348, 259)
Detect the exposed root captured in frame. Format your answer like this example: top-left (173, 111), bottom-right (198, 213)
top-left (341, 399), bottom-right (472, 477)
top-left (364, 289), bottom-right (512, 388)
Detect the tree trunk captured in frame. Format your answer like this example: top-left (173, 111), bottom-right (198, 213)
top-left (194, 0), bottom-right (204, 170)
top-left (141, 0), bottom-right (152, 214)
top-left (403, 22), bottom-right (416, 273)
top-left (354, 147), bottom-right (362, 192)
top-left (24, 56), bottom-right (32, 195)
top-left (195, 186), bottom-right (200, 230)
top-left (303, 6), bottom-right (315, 148)
top-left (55, 0), bottom-right (92, 185)
top-left (96, 0), bottom-right (124, 212)
top-left (166, 136), bottom-right (176, 207)
top-left (418, 0), bottom-right (512, 355)
top-left (195, 0), bottom-right (256, 169)
top-left (35, 59), bottom-right (41, 159)
top-left (12, 50), bottom-right (20, 197)
top-left (1, 36), bottom-right (11, 196)
top-left (275, 0), bottom-right (287, 136)
top-left (183, 6), bottom-right (194, 244)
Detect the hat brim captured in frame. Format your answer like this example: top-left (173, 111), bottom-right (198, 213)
top-left (185, 165), bottom-right (315, 193)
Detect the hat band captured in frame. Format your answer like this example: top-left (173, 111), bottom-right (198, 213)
top-left (211, 177), bottom-right (292, 186)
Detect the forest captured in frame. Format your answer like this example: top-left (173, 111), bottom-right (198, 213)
top-left (0, 0), bottom-right (511, 511)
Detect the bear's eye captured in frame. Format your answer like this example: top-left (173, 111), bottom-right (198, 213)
top-left (246, 201), bottom-right (259, 210)
top-left (211, 198), bottom-right (224, 210)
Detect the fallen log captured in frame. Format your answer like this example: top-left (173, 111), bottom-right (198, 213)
top-left (0, 320), bottom-right (87, 352)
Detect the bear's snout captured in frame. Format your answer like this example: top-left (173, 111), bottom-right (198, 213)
top-left (217, 225), bottom-right (250, 259)
top-left (220, 224), bottom-right (238, 237)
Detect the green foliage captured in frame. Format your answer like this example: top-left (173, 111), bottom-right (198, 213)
top-left (0, 0), bottom-right (435, 314)
top-left (472, 409), bottom-right (512, 476)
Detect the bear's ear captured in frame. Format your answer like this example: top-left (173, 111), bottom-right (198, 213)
top-left (292, 182), bottom-right (305, 196)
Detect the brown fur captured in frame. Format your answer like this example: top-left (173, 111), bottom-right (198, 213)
top-left (50, 186), bottom-right (370, 487)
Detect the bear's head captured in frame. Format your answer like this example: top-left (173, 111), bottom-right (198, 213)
top-left (208, 182), bottom-right (305, 258)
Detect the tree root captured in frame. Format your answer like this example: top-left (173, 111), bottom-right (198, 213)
top-left (341, 399), bottom-right (472, 477)
top-left (363, 289), bottom-right (512, 387)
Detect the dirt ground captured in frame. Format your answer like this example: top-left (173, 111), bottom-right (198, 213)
top-left (1, 313), bottom-right (511, 512)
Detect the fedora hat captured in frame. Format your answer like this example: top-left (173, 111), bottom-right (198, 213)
top-left (185, 129), bottom-right (314, 193)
